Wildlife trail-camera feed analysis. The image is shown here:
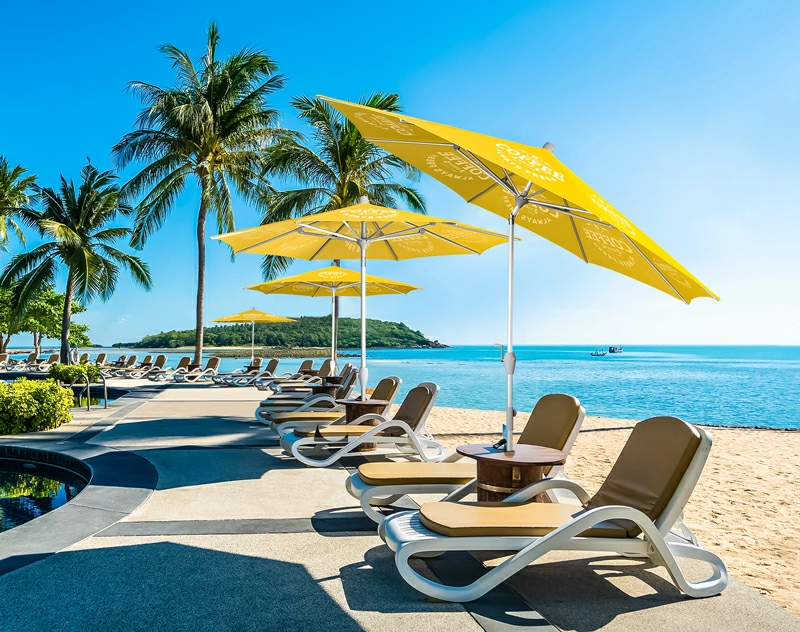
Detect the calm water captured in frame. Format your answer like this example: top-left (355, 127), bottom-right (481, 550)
top-left (0, 461), bottom-right (87, 533)
top-left (14, 346), bottom-right (800, 429)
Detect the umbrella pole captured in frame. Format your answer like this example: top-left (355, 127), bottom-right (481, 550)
top-left (330, 288), bottom-right (337, 374)
top-left (504, 214), bottom-right (517, 452)
top-left (251, 320), bottom-right (255, 365)
top-left (359, 226), bottom-right (368, 400)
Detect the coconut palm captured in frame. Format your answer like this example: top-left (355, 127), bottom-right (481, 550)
top-left (0, 156), bottom-right (36, 252)
top-left (112, 22), bottom-right (287, 363)
top-left (0, 164), bottom-right (152, 363)
top-left (257, 93), bottom-right (425, 354)
top-left (258, 93), bottom-right (425, 280)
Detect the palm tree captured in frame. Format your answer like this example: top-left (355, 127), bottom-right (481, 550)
top-left (0, 164), bottom-right (152, 363)
top-left (257, 93), bottom-right (425, 353)
top-left (112, 22), bottom-right (288, 364)
top-left (0, 156), bottom-right (36, 252)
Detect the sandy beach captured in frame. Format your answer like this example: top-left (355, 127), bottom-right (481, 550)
top-left (421, 406), bottom-right (800, 616)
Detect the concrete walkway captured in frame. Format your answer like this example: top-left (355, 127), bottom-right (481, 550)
top-left (1, 383), bottom-right (798, 631)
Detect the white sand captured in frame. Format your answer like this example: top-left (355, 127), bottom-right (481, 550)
top-left (420, 406), bottom-right (800, 616)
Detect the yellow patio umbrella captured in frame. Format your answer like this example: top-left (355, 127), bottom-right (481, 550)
top-left (322, 96), bottom-right (718, 448)
top-left (214, 202), bottom-right (507, 398)
top-left (212, 309), bottom-right (294, 364)
top-left (246, 266), bottom-right (421, 371)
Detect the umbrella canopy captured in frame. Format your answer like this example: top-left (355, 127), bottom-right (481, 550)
top-left (322, 96), bottom-right (718, 448)
top-left (212, 309), bottom-right (294, 363)
top-left (214, 202), bottom-right (507, 397)
top-left (247, 266), bottom-right (421, 369)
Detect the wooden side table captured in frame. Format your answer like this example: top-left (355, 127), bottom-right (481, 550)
top-left (335, 398), bottom-right (390, 452)
top-left (306, 383), bottom-right (340, 398)
top-left (457, 444), bottom-right (566, 502)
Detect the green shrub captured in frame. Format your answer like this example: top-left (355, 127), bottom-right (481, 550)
top-left (0, 378), bottom-right (74, 435)
top-left (49, 363), bottom-right (101, 384)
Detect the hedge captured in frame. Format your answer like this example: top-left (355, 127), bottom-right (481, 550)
top-left (49, 363), bottom-right (102, 384)
top-left (0, 378), bottom-right (74, 435)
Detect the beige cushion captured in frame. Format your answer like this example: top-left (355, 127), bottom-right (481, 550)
top-left (419, 502), bottom-right (627, 538)
top-left (267, 411), bottom-right (344, 424)
top-left (585, 416), bottom-right (701, 537)
top-left (358, 461), bottom-right (477, 486)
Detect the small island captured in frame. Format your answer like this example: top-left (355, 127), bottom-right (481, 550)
top-left (115, 316), bottom-right (448, 353)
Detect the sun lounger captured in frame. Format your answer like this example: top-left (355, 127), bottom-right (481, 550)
top-left (280, 382), bottom-right (443, 467)
top-left (103, 355), bottom-right (138, 377)
top-left (32, 353), bottom-right (60, 372)
top-left (347, 393), bottom-right (586, 523)
top-left (255, 359), bottom-right (333, 391)
top-left (172, 357), bottom-right (221, 382)
top-left (211, 357), bottom-right (270, 384)
top-left (124, 354), bottom-right (167, 378)
top-left (382, 416), bottom-right (728, 602)
top-left (266, 374), bottom-right (399, 438)
top-left (147, 356), bottom-right (191, 381)
top-left (215, 358), bottom-right (288, 386)
top-left (77, 353), bottom-right (89, 364)
top-left (254, 364), bottom-right (357, 418)
top-left (93, 353), bottom-right (107, 366)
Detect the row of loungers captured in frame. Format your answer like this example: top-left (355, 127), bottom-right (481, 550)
top-left (253, 367), bottom-right (729, 603)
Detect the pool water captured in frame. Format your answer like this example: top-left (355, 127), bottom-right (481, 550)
top-left (0, 460), bottom-right (87, 534)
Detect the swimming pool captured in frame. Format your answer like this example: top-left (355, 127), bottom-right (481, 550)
top-left (0, 450), bottom-right (89, 534)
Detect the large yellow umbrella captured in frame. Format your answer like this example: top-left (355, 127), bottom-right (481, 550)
top-left (212, 309), bottom-right (294, 364)
top-left (214, 202), bottom-right (507, 397)
top-left (322, 97), bottom-right (718, 448)
top-left (246, 266), bottom-right (421, 371)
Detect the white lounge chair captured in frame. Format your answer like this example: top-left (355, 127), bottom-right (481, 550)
top-left (254, 364), bottom-right (357, 419)
top-left (218, 358), bottom-right (289, 387)
top-left (267, 374), bottom-right (399, 439)
top-left (256, 359), bottom-right (333, 391)
top-left (347, 393), bottom-right (586, 524)
top-left (280, 382), bottom-right (444, 467)
top-left (147, 356), bottom-right (191, 381)
top-left (93, 353), bottom-right (107, 366)
top-left (103, 355), bottom-right (138, 377)
top-left (382, 416), bottom-right (728, 602)
top-left (172, 357), bottom-right (221, 383)
top-left (125, 354), bottom-right (167, 378)
top-left (32, 353), bottom-right (60, 372)
top-left (211, 357), bottom-right (270, 384)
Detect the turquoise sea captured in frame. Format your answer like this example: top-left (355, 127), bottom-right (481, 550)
top-left (13, 345), bottom-right (800, 429)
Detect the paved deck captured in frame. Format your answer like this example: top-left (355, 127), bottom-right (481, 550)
top-left (1, 382), bottom-right (798, 631)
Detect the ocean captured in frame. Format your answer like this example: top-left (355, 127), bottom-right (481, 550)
top-left (12, 345), bottom-right (800, 429)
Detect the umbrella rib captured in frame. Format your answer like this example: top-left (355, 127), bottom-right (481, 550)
top-left (500, 168), bottom-right (520, 196)
top-left (422, 228), bottom-right (481, 254)
top-left (455, 148), bottom-right (514, 195)
top-left (384, 238), bottom-right (401, 261)
top-left (620, 233), bottom-right (688, 304)
top-left (564, 199), bottom-right (589, 263)
top-left (467, 181), bottom-right (499, 203)
top-left (366, 138), bottom-right (454, 147)
top-left (239, 227), bottom-right (302, 253)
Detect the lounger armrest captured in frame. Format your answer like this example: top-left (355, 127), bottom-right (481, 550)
top-left (348, 413), bottom-right (389, 426)
top-left (504, 477), bottom-right (591, 505)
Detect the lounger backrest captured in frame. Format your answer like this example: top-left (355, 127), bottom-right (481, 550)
top-left (27, 352), bottom-right (37, 362)
top-left (317, 359), bottom-right (333, 378)
top-left (116, 355), bottom-right (126, 364)
top-left (336, 368), bottom-right (359, 398)
top-left (153, 355), bottom-right (167, 369)
top-left (205, 357), bottom-right (221, 371)
top-left (78, 353), bottom-right (89, 363)
top-left (0, 353), bottom-right (7, 363)
top-left (141, 355), bottom-right (153, 365)
top-left (126, 356), bottom-right (138, 367)
top-left (370, 377), bottom-right (401, 412)
top-left (47, 353), bottom-right (59, 363)
top-left (388, 382), bottom-right (439, 435)
top-left (518, 394), bottom-right (585, 475)
top-left (264, 358), bottom-right (279, 374)
top-left (585, 417), bottom-right (703, 537)
top-left (95, 353), bottom-right (107, 365)
top-left (298, 359), bottom-right (313, 371)
top-left (175, 357), bottom-right (191, 371)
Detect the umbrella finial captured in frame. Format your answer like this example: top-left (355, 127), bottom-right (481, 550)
top-left (359, 194), bottom-right (369, 204)
top-left (542, 142), bottom-right (555, 153)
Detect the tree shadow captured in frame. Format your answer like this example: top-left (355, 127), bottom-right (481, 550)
top-left (0, 541), bottom-right (363, 631)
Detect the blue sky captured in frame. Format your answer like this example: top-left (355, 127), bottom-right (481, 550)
top-left (1, 0), bottom-right (799, 346)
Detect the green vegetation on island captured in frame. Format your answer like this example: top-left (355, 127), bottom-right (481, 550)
top-left (115, 316), bottom-right (446, 350)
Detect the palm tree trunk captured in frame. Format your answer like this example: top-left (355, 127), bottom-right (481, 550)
top-left (60, 270), bottom-right (74, 364)
top-left (194, 198), bottom-right (207, 365)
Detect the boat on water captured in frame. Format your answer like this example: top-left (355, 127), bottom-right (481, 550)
top-left (590, 349), bottom-right (608, 357)
top-left (608, 346), bottom-right (624, 354)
